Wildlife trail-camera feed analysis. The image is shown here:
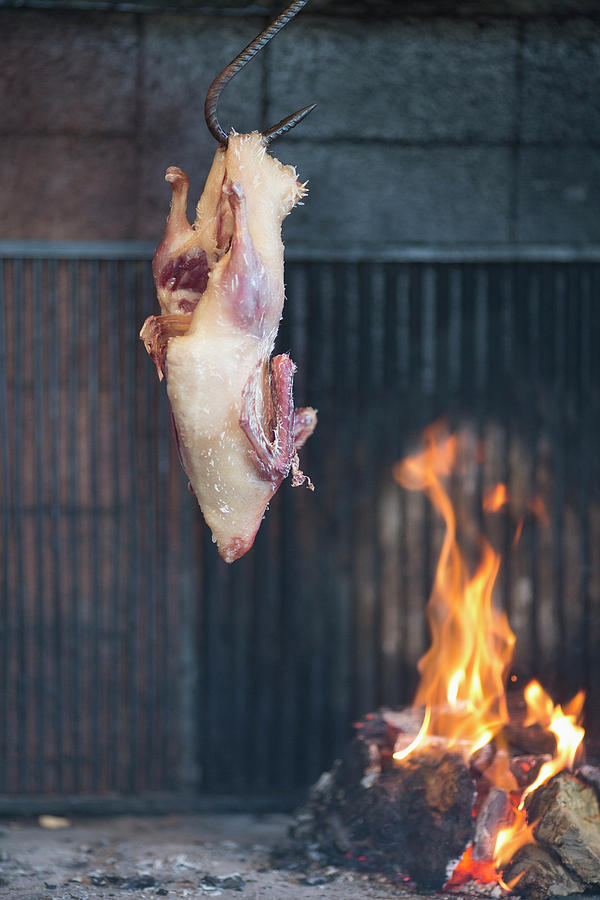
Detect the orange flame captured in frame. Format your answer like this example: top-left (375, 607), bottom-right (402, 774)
top-left (391, 427), bottom-right (586, 889)
top-left (392, 427), bottom-right (515, 759)
top-left (483, 483), bottom-right (550, 547)
top-left (493, 806), bottom-right (536, 870)
top-left (518, 680), bottom-right (585, 809)
top-left (483, 483), bottom-right (509, 513)
top-left (445, 845), bottom-right (498, 888)
top-left (488, 681), bottom-right (584, 870)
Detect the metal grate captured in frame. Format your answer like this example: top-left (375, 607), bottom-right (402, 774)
top-left (0, 248), bottom-right (599, 806)
top-left (0, 255), bottom-right (193, 799)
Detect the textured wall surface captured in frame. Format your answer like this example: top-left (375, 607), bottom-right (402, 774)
top-left (0, 6), bottom-right (599, 251)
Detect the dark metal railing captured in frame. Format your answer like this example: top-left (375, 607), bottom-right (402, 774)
top-left (0, 243), bottom-right (599, 809)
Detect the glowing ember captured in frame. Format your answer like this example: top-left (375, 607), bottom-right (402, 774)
top-left (445, 845), bottom-right (498, 888)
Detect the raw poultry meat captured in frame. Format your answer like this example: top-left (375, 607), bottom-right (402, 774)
top-left (141, 132), bottom-right (316, 563)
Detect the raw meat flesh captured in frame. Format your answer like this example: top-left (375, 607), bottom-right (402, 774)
top-left (141, 132), bottom-right (316, 563)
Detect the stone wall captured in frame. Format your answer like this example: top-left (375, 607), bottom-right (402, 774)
top-left (1, 5), bottom-right (599, 253)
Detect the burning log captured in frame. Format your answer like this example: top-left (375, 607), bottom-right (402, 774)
top-left (502, 723), bottom-right (557, 758)
top-left (501, 844), bottom-right (585, 899)
top-left (287, 431), bottom-right (597, 898)
top-left (509, 754), bottom-right (552, 790)
top-left (472, 787), bottom-right (512, 861)
top-left (577, 763), bottom-right (600, 797)
top-left (289, 734), bottom-right (475, 891)
top-left (526, 772), bottom-right (600, 886)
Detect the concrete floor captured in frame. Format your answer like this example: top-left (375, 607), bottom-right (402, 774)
top-left (0, 813), bottom-right (419, 900)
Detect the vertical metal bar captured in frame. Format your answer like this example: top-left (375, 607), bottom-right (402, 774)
top-left (48, 258), bottom-right (63, 792)
top-left (382, 265), bottom-right (397, 394)
top-left (277, 489), bottom-right (298, 790)
top-left (421, 265), bottom-right (436, 399)
top-left (316, 262), bottom-right (341, 771)
top-left (396, 264), bottom-right (411, 395)
top-left (147, 261), bottom-right (173, 789)
top-left (421, 265), bottom-right (438, 656)
top-left (32, 258), bottom-right (46, 792)
top-left (124, 260), bottom-right (140, 793)
top-left (387, 261), bottom-right (411, 706)
top-left (527, 265), bottom-right (540, 666)
top-left (87, 260), bottom-right (101, 790)
top-left (176, 493), bottom-right (200, 793)
top-left (474, 266), bottom-right (489, 533)
top-left (353, 262), bottom-right (378, 719)
top-left (253, 509), bottom-right (279, 792)
top-left (335, 258), bottom-right (353, 735)
top-left (500, 264), bottom-right (515, 621)
top-left (227, 547), bottom-right (250, 793)
top-left (67, 259), bottom-right (81, 793)
top-left (411, 265), bottom-right (433, 649)
top-left (303, 262), bottom-right (326, 779)
top-left (370, 262), bottom-right (385, 393)
top-left (474, 266), bottom-right (488, 396)
top-left (139, 261), bottom-right (157, 791)
top-left (431, 264), bottom-right (447, 416)
top-left (328, 261), bottom-right (353, 761)
top-left (276, 261), bottom-right (303, 790)
top-left (107, 260), bottom-right (122, 790)
top-left (199, 528), bottom-right (218, 790)
top-left (586, 264), bottom-right (600, 735)
top-left (579, 266), bottom-right (592, 706)
top-left (563, 265), bottom-right (583, 695)
top-left (12, 259), bottom-right (26, 792)
top-left (0, 260), bottom-right (9, 793)
top-left (552, 267), bottom-right (567, 679)
top-left (447, 265), bottom-right (462, 413)
top-left (357, 262), bottom-right (372, 410)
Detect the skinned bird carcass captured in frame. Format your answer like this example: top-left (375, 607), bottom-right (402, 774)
top-left (140, 132), bottom-right (316, 563)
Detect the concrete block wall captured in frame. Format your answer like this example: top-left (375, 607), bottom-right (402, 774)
top-left (1, 7), bottom-right (599, 253)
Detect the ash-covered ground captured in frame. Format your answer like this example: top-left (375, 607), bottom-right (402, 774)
top-left (0, 813), bottom-right (426, 900)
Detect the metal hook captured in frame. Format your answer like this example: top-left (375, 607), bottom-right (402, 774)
top-left (204, 0), bottom-right (315, 147)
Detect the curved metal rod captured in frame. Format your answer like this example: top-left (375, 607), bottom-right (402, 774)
top-left (204, 0), bottom-right (314, 146)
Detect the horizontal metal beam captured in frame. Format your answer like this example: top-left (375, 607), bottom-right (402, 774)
top-left (2, 239), bottom-right (600, 263)
top-left (2, 0), bottom-right (599, 16)
top-left (285, 243), bottom-right (600, 262)
top-left (0, 240), bottom-right (156, 260)
top-left (0, 792), bottom-right (303, 817)
top-left (0, 1), bottom-right (273, 13)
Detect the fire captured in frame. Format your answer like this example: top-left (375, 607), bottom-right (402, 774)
top-left (392, 427), bottom-right (515, 758)
top-left (487, 682), bottom-right (585, 872)
top-left (391, 426), bottom-right (586, 890)
top-left (483, 483), bottom-right (509, 513)
top-left (493, 807), bottom-right (536, 870)
top-left (445, 845), bottom-right (498, 888)
top-left (518, 680), bottom-right (585, 809)
top-left (483, 483), bottom-right (550, 546)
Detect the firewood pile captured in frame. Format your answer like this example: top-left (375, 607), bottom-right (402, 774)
top-left (286, 707), bottom-right (600, 898)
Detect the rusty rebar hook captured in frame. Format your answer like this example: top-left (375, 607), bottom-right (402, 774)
top-left (204, 0), bottom-right (315, 146)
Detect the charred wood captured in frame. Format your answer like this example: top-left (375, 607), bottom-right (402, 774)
top-left (289, 737), bottom-right (474, 891)
top-left (473, 787), bottom-right (512, 861)
top-left (577, 764), bottom-right (600, 798)
top-left (501, 844), bottom-right (585, 899)
top-left (470, 742), bottom-right (495, 777)
top-left (502, 723), bottom-right (557, 757)
top-left (510, 754), bottom-right (552, 789)
top-left (526, 772), bottom-right (600, 886)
